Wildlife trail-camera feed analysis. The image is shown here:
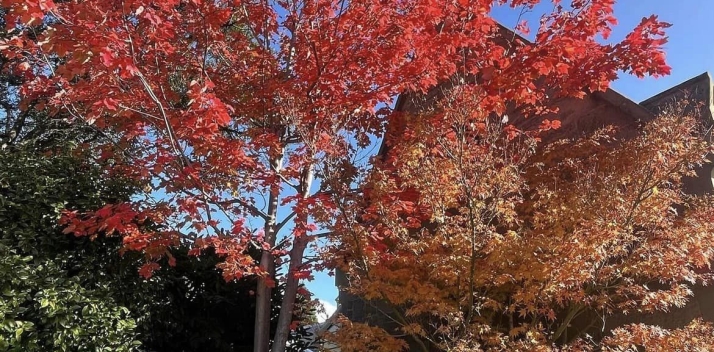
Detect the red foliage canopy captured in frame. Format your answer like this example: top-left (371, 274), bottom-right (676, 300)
top-left (2, 1), bottom-right (672, 350)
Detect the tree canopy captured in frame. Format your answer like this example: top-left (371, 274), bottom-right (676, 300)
top-left (331, 91), bottom-right (714, 350)
top-left (1, 0), bottom-right (680, 350)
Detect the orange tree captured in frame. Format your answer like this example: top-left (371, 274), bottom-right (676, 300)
top-left (2, 1), bottom-right (672, 350)
top-left (331, 87), bottom-right (714, 350)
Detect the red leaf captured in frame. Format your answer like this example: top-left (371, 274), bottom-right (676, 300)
top-left (100, 47), bottom-right (114, 67)
top-left (138, 262), bottom-right (160, 279)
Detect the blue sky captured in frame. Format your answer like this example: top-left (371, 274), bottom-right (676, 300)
top-left (308, 1), bottom-right (714, 309)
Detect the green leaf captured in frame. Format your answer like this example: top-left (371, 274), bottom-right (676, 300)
top-left (15, 327), bottom-right (23, 342)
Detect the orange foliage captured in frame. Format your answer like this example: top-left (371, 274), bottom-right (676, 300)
top-left (333, 91), bottom-right (714, 350)
top-left (603, 319), bottom-right (714, 352)
top-left (326, 316), bottom-right (409, 352)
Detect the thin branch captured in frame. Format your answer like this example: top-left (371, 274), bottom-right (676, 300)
top-left (308, 231), bottom-right (332, 239)
top-left (275, 210), bottom-right (297, 232)
top-left (221, 198), bottom-right (270, 220)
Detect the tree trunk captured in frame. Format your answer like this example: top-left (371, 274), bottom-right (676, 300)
top-left (272, 164), bottom-right (314, 352)
top-left (254, 255), bottom-right (275, 352)
top-left (272, 238), bottom-right (309, 352)
top-left (254, 154), bottom-right (283, 352)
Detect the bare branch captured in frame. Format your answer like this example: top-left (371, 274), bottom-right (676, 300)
top-left (275, 210), bottom-right (297, 232)
top-left (308, 231), bottom-right (332, 239)
top-left (218, 198), bottom-right (269, 220)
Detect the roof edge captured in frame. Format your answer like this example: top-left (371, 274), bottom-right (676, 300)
top-left (640, 72), bottom-right (711, 106)
top-left (593, 89), bottom-right (655, 123)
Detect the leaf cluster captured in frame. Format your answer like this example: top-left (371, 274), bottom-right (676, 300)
top-left (333, 98), bottom-right (714, 351)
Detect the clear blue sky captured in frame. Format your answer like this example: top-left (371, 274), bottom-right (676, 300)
top-left (308, 1), bottom-right (714, 309)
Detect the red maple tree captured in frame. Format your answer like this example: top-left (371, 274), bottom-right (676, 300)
top-left (2, 1), bottom-right (672, 350)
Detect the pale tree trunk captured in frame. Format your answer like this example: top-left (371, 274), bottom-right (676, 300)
top-left (272, 164), bottom-right (314, 352)
top-left (254, 252), bottom-right (275, 352)
top-left (254, 155), bottom-right (283, 352)
top-left (272, 237), bottom-right (309, 352)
